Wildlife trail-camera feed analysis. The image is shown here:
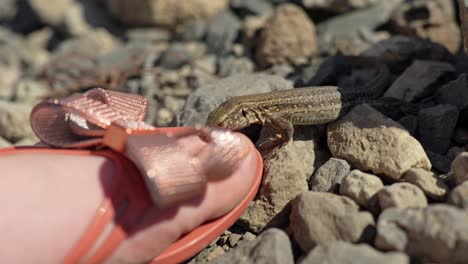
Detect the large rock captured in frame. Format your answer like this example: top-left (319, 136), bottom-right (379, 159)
top-left (383, 60), bottom-right (455, 103)
top-left (255, 4), bottom-right (317, 67)
top-left (212, 228), bottom-right (294, 264)
top-left (290, 192), bottom-right (375, 252)
top-left (238, 140), bottom-right (314, 233)
top-left (375, 205), bottom-right (468, 263)
top-left (301, 0), bottom-right (379, 12)
top-left (104, 0), bottom-right (229, 28)
top-left (327, 104), bottom-right (431, 180)
top-left (339, 170), bottom-right (384, 208)
top-left (376, 183), bottom-right (428, 210)
top-left (178, 74), bottom-right (292, 126)
top-left (418, 104), bottom-right (459, 154)
top-left (300, 241), bottom-right (409, 264)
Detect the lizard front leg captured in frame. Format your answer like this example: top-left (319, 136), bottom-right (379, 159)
top-left (256, 117), bottom-right (294, 153)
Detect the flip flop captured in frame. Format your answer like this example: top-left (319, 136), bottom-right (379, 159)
top-left (20, 88), bottom-right (263, 263)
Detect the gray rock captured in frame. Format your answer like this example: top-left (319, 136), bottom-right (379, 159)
top-left (178, 74), bottom-right (292, 126)
top-left (427, 150), bottom-right (452, 173)
top-left (0, 101), bottom-right (34, 143)
top-left (126, 28), bottom-right (171, 43)
top-left (377, 183), bottom-right (428, 210)
top-left (218, 56), bottom-right (255, 77)
top-left (300, 241), bottom-right (409, 264)
top-left (383, 60), bottom-right (455, 103)
top-left (309, 158), bottom-right (350, 193)
top-left (301, 0), bottom-right (379, 12)
top-left (397, 115), bottom-right (418, 136)
top-left (362, 36), bottom-right (454, 72)
top-left (290, 192), bottom-right (375, 252)
top-left (454, 128), bottom-right (468, 145)
top-left (238, 140), bottom-right (314, 233)
top-left (418, 104), bottom-right (459, 154)
top-left (403, 168), bottom-right (449, 201)
top-left (327, 104), bottom-right (431, 180)
top-left (435, 73), bottom-right (468, 111)
top-left (339, 170), bottom-right (384, 208)
top-left (449, 181), bottom-right (468, 209)
top-left (375, 205), bottom-right (468, 263)
top-left (0, 0), bottom-right (17, 21)
top-left (212, 228), bottom-right (294, 264)
top-left (230, 0), bottom-right (273, 16)
top-left (0, 59), bottom-right (20, 99)
top-left (159, 42), bottom-right (204, 69)
top-left (177, 20), bottom-right (207, 41)
top-left (317, 0), bottom-right (403, 55)
top-left (451, 152), bottom-right (468, 184)
top-left (205, 11), bottom-right (241, 56)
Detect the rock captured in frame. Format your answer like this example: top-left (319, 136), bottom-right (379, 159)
top-left (427, 150), bottom-right (452, 173)
top-left (451, 152), bottom-right (468, 184)
top-left (390, 0), bottom-right (460, 53)
top-left (243, 232), bottom-right (256, 241)
top-left (0, 0), bottom-right (17, 22)
top-left (435, 73), bottom-right (468, 111)
top-left (104, 0), bottom-right (229, 29)
top-left (317, 0), bottom-right (403, 55)
top-left (309, 158), bottom-right (351, 193)
top-left (300, 241), bottom-right (409, 264)
top-left (290, 192), bottom-right (375, 252)
top-left (327, 104), bottom-right (431, 180)
top-left (178, 74), bottom-right (292, 126)
top-left (230, 0), bottom-right (273, 16)
top-left (218, 56), bottom-right (254, 77)
top-left (228, 234), bottom-right (242, 247)
top-left (449, 181), bottom-right (468, 209)
top-left (255, 3), bottom-right (317, 68)
top-left (0, 101), bottom-right (34, 143)
top-left (205, 11), bottom-right (241, 56)
top-left (212, 228), bottom-right (294, 264)
top-left (383, 60), bottom-right (455, 102)
top-left (375, 205), bottom-right (468, 263)
top-left (12, 79), bottom-right (49, 103)
top-left (402, 168), bottom-right (449, 201)
top-left (339, 170), bottom-right (384, 208)
top-left (0, 136), bottom-right (11, 148)
top-left (0, 59), bottom-right (20, 99)
top-left (301, 0), bottom-right (379, 12)
top-left (376, 183), bottom-right (428, 210)
top-left (454, 128), bottom-right (468, 145)
top-left (238, 140), bottom-right (314, 233)
top-left (397, 115), bottom-right (418, 135)
top-left (361, 36), bottom-right (454, 73)
top-left (177, 20), bottom-right (207, 42)
top-left (418, 104), bottom-right (459, 154)
top-left (159, 43), bottom-right (199, 70)
top-left (56, 29), bottom-right (120, 56)
top-left (28, 0), bottom-right (73, 27)
top-left (63, 0), bottom-right (120, 37)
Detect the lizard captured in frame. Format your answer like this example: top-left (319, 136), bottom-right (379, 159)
top-left (205, 56), bottom-right (417, 151)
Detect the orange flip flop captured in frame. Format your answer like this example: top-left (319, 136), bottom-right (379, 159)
top-left (17, 88), bottom-right (264, 263)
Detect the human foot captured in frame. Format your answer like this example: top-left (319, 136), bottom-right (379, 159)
top-left (0, 132), bottom-right (261, 264)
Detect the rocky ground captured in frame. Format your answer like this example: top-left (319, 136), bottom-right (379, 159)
top-left (1, 0), bottom-right (468, 263)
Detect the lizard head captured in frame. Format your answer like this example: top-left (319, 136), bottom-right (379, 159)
top-left (205, 100), bottom-right (252, 130)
